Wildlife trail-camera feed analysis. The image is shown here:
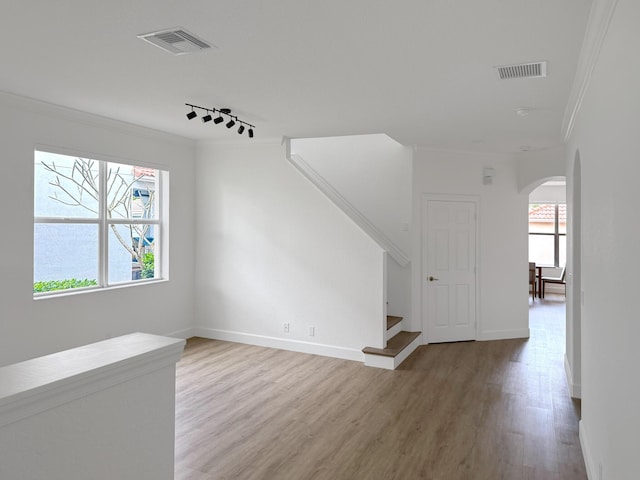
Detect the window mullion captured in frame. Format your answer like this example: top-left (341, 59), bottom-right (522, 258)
top-left (554, 203), bottom-right (560, 267)
top-left (99, 162), bottom-right (108, 287)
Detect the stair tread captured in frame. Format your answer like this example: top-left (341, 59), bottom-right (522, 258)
top-left (362, 331), bottom-right (420, 357)
top-left (386, 315), bottom-right (402, 330)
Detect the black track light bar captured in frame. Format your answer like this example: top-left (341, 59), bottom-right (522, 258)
top-left (185, 103), bottom-right (256, 137)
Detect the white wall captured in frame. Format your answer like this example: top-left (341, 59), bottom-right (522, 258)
top-left (194, 141), bottom-right (385, 358)
top-left (0, 93), bottom-right (196, 367)
top-left (290, 134), bottom-right (412, 323)
top-left (529, 184), bottom-right (566, 203)
top-left (517, 146), bottom-right (566, 192)
top-left (412, 149), bottom-right (529, 340)
top-left (566, 0), bottom-right (640, 477)
top-left (291, 134), bottom-right (412, 255)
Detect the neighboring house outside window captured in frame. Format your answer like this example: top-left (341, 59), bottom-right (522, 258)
top-left (33, 149), bottom-right (167, 295)
top-left (528, 203), bottom-right (566, 268)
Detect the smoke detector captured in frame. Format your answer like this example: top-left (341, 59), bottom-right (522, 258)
top-left (137, 28), bottom-right (214, 55)
top-left (494, 61), bottom-right (547, 80)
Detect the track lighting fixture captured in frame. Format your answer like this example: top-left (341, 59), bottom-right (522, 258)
top-left (185, 103), bottom-right (256, 138)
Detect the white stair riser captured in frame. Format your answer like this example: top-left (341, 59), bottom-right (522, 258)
top-left (363, 334), bottom-right (421, 370)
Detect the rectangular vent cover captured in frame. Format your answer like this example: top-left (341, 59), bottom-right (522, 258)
top-left (138, 28), bottom-right (214, 55)
top-left (495, 61), bottom-right (547, 80)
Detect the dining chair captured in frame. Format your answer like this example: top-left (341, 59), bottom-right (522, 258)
top-left (528, 262), bottom-right (537, 300)
top-left (541, 266), bottom-right (566, 298)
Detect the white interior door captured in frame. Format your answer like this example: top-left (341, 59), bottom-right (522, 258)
top-left (423, 197), bottom-right (477, 343)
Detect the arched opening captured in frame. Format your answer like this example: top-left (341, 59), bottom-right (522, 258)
top-left (527, 180), bottom-right (567, 368)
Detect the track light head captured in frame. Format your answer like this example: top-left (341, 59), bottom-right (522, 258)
top-left (238, 125), bottom-right (245, 135)
top-left (214, 115), bottom-right (224, 124)
top-left (248, 128), bottom-right (254, 138)
top-left (186, 110), bottom-right (197, 120)
top-left (201, 113), bottom-right (212, 123)
top-left (226, 119), bottom-right (236, 128)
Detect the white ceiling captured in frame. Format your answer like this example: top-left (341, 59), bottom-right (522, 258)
top-left (0, 0), bottom-right (592, 153)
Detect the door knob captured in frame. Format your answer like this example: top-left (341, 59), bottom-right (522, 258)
top-left (428, 276), bottom-right (438, 282)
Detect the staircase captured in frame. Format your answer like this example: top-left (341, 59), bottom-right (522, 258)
top-left (362, 316), bottom-right (421, 370)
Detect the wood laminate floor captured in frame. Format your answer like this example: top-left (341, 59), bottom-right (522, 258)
top-left (175, 295), bottom-right (586, 479)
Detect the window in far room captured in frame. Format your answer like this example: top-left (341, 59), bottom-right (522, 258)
top-left (34, 150), bottom-right (167, 295)
top-left (528, 202), bottom-right (566, 268)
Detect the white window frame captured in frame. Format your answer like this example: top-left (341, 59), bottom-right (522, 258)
top-left (34, 147), bottom-right (167, 297)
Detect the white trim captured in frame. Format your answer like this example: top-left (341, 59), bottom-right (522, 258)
top-left (478, 328), bottom-right (530, 341)
top-left (286, 151), bottom-right (410, 267)
top-left (564, 354), bottom-right (582, 398)
top-left (193, 327), bottom-right (364, 362)
top-left (562, 0), bottom-right (620, 141)
top-left (0, 90), bottom-right (193, 148)
top-left (579, 420), bottom-right (597, 480)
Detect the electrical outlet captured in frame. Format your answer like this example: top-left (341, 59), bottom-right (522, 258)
top-left (283, 323), bottom-right (290, 333)
top-left (309, 326), bottom-right (315, 337)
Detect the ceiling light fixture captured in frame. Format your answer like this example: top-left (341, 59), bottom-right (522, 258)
top-left (185, 103), bottom-right (255, 138)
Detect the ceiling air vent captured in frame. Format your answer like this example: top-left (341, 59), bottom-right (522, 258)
top-left (494, 61), bottom-right (547, 80)
top-left (137, 28), bottom-right (214, 55)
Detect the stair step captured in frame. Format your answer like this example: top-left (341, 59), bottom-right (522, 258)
top-left (386, 315), bottom-right (402, 331)
top-left (362, 331), bottom-right (421, 358)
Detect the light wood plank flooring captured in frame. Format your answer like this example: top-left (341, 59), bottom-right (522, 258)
top-left (175, 295), bottom-right (585, 479)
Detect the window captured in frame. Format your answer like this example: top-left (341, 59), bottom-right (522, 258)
top-left (528, 203), bottom-right (566, 267)
top-left (34, 150), bottom-right (167, 295)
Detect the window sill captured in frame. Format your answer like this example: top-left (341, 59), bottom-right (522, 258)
top-left (33, 278), bottom-right (169, 300)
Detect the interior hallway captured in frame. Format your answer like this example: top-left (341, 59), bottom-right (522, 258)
top-left (175, 294), bottom-right (585, 479)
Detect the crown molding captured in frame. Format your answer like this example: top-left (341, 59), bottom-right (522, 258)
top-left (0, 90), bottom-right (195, 147)
top-left (562, 0), bottom-right (620, 141)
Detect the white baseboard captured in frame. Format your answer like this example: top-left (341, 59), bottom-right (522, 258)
top-left (579, 420), bottom-right (597, 480)
top-left (564, 354), bottom-right (582, 398)
top-left (164, 327), bottom-right (196, 340)
top-left (478, 328), bottom-right (530, 341)
top-left (193, 327), bottom-right (364, 362)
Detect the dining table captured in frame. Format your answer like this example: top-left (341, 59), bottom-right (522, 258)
top-left (535, 264), bottom-right (554, 298)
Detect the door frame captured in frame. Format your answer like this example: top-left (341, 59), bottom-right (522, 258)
top-left (421, 193), bottom-right (480, 343)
